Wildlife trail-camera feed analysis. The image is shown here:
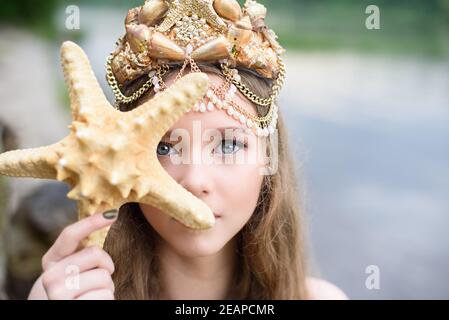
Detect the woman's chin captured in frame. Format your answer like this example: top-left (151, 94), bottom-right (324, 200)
top-left (176, 241), bottom-right (222, 258)
top-left (166, 218), bottom-right (227, 257)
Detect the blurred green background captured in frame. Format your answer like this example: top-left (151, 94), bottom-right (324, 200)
top-left (0, 0), bottom-right (448, 57)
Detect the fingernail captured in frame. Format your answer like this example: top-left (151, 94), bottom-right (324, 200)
top-left (103, 209), bottom-right (118, 220)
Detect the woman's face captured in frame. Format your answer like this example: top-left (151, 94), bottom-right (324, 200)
top-left (139, 72), bottom-right (267, 258)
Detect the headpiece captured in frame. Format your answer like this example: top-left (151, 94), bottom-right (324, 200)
top-left (106, 0), bottom-right (286, 137)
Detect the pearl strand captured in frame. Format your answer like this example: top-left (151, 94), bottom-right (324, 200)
top-left (153, 70), bottom-right (278, 137)
top-left (188, 84), bottom-right (278, 137)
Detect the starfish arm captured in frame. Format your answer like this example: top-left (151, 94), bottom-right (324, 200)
top-left (60, 41), bottom-right (111, 121)
top-left (127, 72), bottom-right (209, 143)
top-left (139, 159), bottom-right (215, 229)
top-left (0, 140), bottom-right (64, 179)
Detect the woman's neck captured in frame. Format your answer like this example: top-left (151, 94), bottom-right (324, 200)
top-left (156, 236), bottom-right (238, 300)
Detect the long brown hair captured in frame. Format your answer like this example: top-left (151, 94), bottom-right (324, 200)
top-left (103, 64), bottom-right (310, 299)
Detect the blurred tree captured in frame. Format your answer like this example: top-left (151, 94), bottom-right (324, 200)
top-left (0, 0), bottom-right (60, 38)
top-left (438, 0), bottom-right (449, 16)
top-left (0, 0), bottom-right (59, 22)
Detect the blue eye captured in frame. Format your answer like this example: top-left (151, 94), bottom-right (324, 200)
top-left (216, 138), bottom-right (246, 155)
top-left (157, 141), bottom-right (177, 156)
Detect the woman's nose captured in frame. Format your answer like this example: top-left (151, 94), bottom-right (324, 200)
top-left (178, 164), bottom-right (212, 198)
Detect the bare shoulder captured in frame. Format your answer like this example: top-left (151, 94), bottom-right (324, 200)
top-left (306, 277), bottom-right (349, 300)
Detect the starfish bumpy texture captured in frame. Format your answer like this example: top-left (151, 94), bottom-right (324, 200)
top-left (0, 41), bottom-right (215, 247)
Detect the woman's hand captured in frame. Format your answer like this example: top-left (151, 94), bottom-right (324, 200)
top-left (28, 211), bottom-right (118, 300)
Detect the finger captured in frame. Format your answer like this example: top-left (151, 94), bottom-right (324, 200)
top-left (42, 245), bottom-right (115, 288)
top-left (74, 269), bottom-right (115, 299)
top-left (42, 210), bottom-right (117, 270)
top-left (45, 268), bottom-right (114, 300)
top-left (76, 289), bottom-right (114, 300)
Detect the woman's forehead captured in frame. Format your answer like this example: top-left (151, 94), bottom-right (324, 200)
top-left (165, 71), bottom-right (258, 116)
top-left (165, 108), bottom-right (252, 137)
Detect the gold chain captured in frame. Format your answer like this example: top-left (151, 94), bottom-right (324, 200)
top-left (211, 81), bottom-right (274, 125)
top-left (106, 50), bottom-right (280, 128)
top-left (106, 52), bottom-right (168, 108)
top-left (220, 57), bottom-right (286, 107)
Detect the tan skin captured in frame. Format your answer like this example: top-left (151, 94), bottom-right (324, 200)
top-left (28, 72), bottom-right (348, 300)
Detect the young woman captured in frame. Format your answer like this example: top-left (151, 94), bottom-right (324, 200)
top-left (28, 0), bottom-right (348, 300)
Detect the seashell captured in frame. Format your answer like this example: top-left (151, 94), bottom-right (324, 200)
top-left (125, 7), bottom-right (140, 26)
top-left (147, 32), bottom-right (185, 60)
top-left (126, 24), bottom-right (152, 53)
top-left (235, 15), bottom-right (253, 30)
top-left (244, 0), bottom-right (267, 30)
top-left (263, 47), bottom-right (279, 76)
top-left (237, 34), bottom-right (274, 78)
top-left (0, 41), bottom-right (214, 248)
top-left (110, 48), bottom-right (151, 85)
top-left (262, 28), bottom-right (285, 55)
top-left (213, 0), bottom-right (242, 22)
top-left (139, 0), bottom-right (169, 27)
top-left (228, 21), bottom-right (253, 47)
top-left (191, 36), bottom-right (231, 61)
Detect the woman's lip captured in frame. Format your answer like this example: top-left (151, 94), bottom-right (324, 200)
top-left (213, 213), bottom-right (221, 218)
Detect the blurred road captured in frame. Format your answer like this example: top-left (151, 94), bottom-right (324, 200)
top-left (281, 52), bottom-right (449, 299)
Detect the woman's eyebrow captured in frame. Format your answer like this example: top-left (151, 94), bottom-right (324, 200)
top-left (215, 126), bottom-right (248, 133)
top-left (163, 126), bottom-right (249, 138)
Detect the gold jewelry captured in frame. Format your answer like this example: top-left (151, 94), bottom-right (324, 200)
top-left (106, 0), bottom-right (285, 137)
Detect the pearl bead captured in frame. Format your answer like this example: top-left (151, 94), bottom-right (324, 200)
top-left (246, 119), bottom-right (253, 128)
top-left (193, 102), bottom-right (200, 112)
top-left (233, 112), bottom-right (239, 120)
top-left (239, 114), bottom-right (246, 124)
top-left (227, 107), bottom-right (235, 116)
top-left (200, 102), bottom-right (206, 112)
top-left (263, 128), bottom-right (269, 136)
top-left (207, 102), bottom-right (214, 111)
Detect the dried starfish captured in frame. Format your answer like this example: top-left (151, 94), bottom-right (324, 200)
top-left (0, 41), bottom-right (215, 248)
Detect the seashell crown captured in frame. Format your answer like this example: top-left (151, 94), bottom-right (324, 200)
top-left (106, 0), bottom-right (286, 137)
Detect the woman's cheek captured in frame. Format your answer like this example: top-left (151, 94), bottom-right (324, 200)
top-left (219, 164), bottom-right (263, 221)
